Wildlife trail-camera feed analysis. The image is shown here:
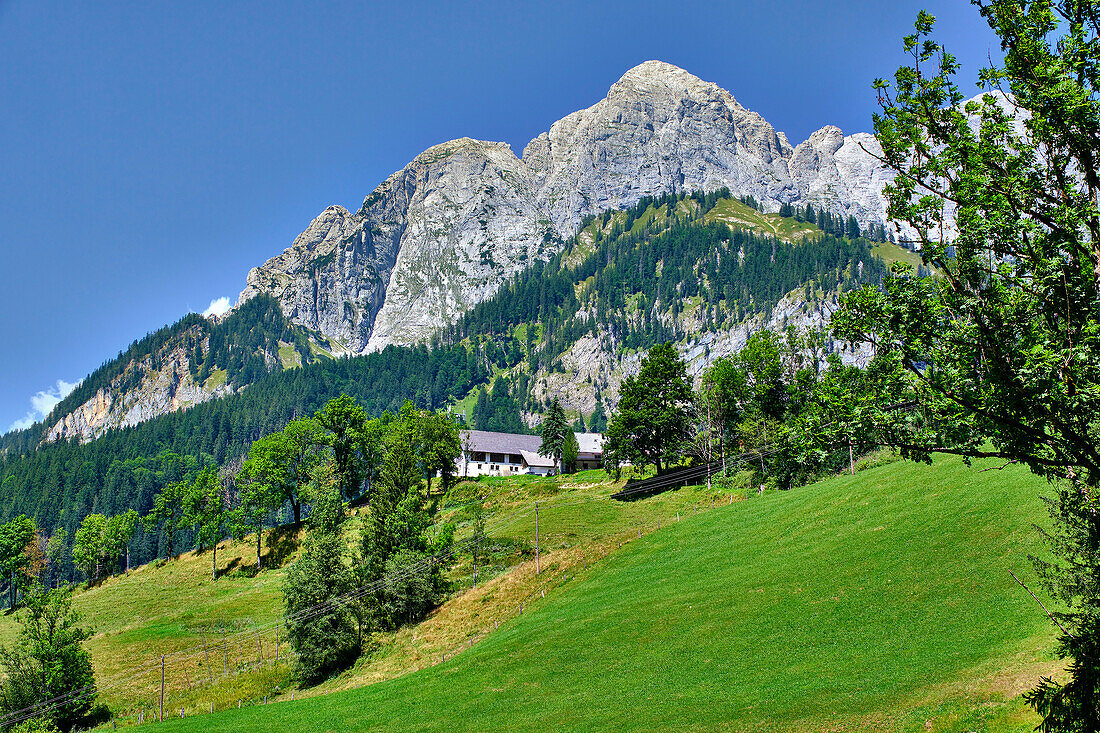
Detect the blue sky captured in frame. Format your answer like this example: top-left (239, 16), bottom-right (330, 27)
top-left (0, 0), bottom-right (1000, 432)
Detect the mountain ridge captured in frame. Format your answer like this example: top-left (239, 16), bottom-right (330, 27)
top-left (239, 60), bottom-right (897, 354)
top-left (29, 61), bottom-right (899, 444)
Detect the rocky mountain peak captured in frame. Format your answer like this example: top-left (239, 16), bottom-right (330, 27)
top-left (609, 60), bottom-right (728, 101)
top-left (238, 60), bottom-right (900, 355)
top-left (40, 61), bottom-right (923, 443)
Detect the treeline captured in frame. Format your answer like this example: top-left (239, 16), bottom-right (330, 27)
top-left (0, 338), bottom-right (520, 570)
top-left (604, 331), bottom-right (879, 490)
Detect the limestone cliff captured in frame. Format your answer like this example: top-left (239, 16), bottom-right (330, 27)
top-left (240, 60), bottom-right (897, 352)
top-left (41, 60), bottom-right (904, 442)
top-left (45, 325), bottom-right (234, 442)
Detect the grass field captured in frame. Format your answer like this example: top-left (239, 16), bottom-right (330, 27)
top-left (705, 198), bottom-right (821, 241)
top-left (147, 455), bottom-right (1061, 732)
top-left (1, 466), bottom-right (738, 720)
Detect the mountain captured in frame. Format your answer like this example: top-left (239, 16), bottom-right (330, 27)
top-left (239, 138), bottom-right (559, 354)
top-left (38, 295), bottom-right (332, 443)
top-left (242, 60), bottom-right (895, 354)
top-left (31, 60), bottom-right (897, 444)
top-left (0, 191), bottom-right (888, 539)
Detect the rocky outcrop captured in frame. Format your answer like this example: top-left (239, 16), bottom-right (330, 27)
top-left (239, 60), bottom-right (898, 353)
top-left (522, 60), bottom-right (798, 234)
top-left (238, 200), bottom-right (394, 355)
top-left (365, 139), bottom-right (556, 351)
top-left (45, 336), bottom-right (232, 443)
top-left (527, 288), bottom-right (873, 422)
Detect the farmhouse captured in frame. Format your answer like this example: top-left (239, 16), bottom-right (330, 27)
top-left (458, 429), bottom-right (605, 477)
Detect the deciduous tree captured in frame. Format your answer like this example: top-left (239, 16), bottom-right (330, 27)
top-left (828, 5), bottom-right (1100, 728)
top-left (315, 395), bottom-right (368, 501)
top-left (605, 342), bottom-right (693, 474)
top-left (143, 481), bottom-right (187, 560)
top-left (71, 515), bottom-right (106, 584)
top-left (0, 517), bottom-right (36, 608)
top-left (0, 584), bottom-right (95, 731)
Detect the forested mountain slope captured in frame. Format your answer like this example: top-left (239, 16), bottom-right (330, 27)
top-left (0, 193), bottom-right (886, 573)
top-left (12, 296), bottom-right (332, 446)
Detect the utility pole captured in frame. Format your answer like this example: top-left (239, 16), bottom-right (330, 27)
top-left (160, 655), bottom-right (165, 723)
top-left (535, 502), bottom-right (540, 575)
top-left (705, 376), bottom-right (713, 493)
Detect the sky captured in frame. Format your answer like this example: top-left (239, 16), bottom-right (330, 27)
top-left (0, 0), bottom-right (1002, 432)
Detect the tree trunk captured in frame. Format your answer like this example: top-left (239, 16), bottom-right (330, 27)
top-left (256, 523), bottom-right (262, 571)
top-left (292, 498), bottom-right (301, 525)
top-left (212, 540), bottom-right (217, 582)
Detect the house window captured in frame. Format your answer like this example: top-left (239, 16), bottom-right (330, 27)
top-left (491, 453), bottom-right (506, 464)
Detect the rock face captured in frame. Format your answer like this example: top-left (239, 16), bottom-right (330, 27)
top-left (242, 60), bottom-right (897, 351)
top-left (365, 139), bottom-right (556, 351)
top-left (45, 330), bottom-right (232, 442)
top-left (522, 60), bottom-right (797, 234)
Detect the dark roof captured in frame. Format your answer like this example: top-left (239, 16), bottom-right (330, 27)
top-left (462, 430), bottom-right (605, 458)
top-left (462, 430), bottom-right (543, 455)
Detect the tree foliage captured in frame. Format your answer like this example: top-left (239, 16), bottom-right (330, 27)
top-left (824, 4), bottom-right (1100, 729)
top-left (538, 398), bottom-right (570, 473)
top-left (605, 343), bottom-right (693, 474)
top-left (282, 466), bottom-right (356, 684)
top-left (0, 516), bottom-right (36, 608)
top-left (71, 515), bottom-right (107, 584)
top-left (0, 585), bottom-right (95, 731)
top-left (359, 416), bottom-right (451, 632)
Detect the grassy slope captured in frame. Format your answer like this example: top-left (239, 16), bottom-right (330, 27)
top-left (705, 198), bottom-right (821, 240)
top-left (157, 455), bottom-right (1061, 733)
top-left (2, 468), bottom-right (731, 718)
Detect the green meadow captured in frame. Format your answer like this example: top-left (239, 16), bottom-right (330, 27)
top-left (151, 455), bottom-right (1061, 732)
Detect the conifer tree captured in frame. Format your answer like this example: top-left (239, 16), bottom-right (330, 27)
top-left (845, 215), bottom-right (861, 240)
top-left (538, 398), bottom-right (570, 473)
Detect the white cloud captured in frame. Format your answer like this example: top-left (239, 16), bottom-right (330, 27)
top-left (6, 379), bottom-right (80, 433)
top-left (202, 297), bottom-right (232, 318)
top-left (8, 413), bottom-right (35, 432)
